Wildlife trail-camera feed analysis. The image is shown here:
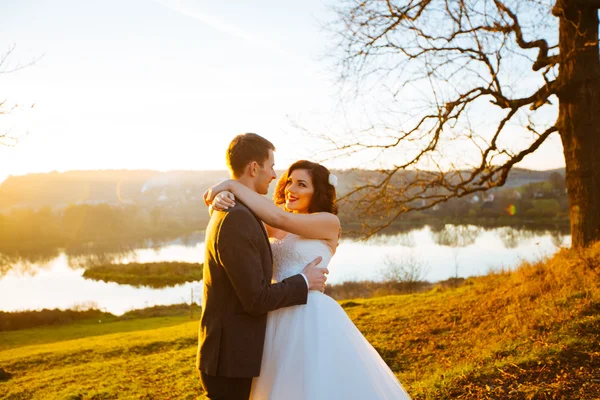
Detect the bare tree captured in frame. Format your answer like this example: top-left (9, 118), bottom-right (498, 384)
top-left (380, 253), bottom-right (430, 290)
top-left (1, 44), bottom-right (38, 146)
top-left (327, 0), bottom-right (600, 248)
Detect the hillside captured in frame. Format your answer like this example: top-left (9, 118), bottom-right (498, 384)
top-left (0, 167), bottom-right (565, 211)
top-left (0, 170), bottom-right (229, 210)
top-left (0, 242), bottom-right (597, 399)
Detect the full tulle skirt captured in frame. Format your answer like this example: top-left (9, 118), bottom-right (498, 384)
top-left (250, 291), bottom-right (411, 400)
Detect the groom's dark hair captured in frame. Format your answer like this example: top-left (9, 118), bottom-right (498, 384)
top-left (226, 133), bottom-right (276, 178)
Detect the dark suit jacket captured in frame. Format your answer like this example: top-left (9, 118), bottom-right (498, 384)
top-left (196, 202), bottom-right (309, 378)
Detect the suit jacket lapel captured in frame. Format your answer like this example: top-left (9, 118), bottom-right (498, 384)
top-left (237, 201), bottom-right (273, 263)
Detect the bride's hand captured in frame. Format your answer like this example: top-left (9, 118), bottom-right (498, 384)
top-left (203, 180), bottom-right (233, 206)
top-left (212, 191), bottom-right (236, 210)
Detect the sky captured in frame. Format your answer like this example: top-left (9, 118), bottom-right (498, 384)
top-left (0, 0), bottom-right (566, 184)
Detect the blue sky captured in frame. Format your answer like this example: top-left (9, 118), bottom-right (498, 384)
top-left (0, 0), bottom-right (566, 183)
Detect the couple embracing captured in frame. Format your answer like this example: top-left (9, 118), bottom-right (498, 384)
top-left (197, 133), bottom-right (411, 400)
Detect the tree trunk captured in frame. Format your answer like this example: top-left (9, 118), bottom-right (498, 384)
top-left (555, 0), bottom-right (600, 248)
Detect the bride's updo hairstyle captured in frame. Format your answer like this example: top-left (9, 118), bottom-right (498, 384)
top-left (273, 160), bottom-right (338, 215)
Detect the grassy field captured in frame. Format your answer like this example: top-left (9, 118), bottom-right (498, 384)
top-left (1, 244), bottom-right (599, 399)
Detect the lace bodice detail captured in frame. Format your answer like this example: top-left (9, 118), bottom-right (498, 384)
top-left (270, 234), bottom-right (333, 282)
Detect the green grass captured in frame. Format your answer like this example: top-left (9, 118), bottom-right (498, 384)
top-left (0, 319), bottom-right (201, 400)
top-left (83, 261), bottom-right (203, 288)
top-left (0, 315), bottom-right (195, 352)
top-left (1, 244), bottom-right (599, 399)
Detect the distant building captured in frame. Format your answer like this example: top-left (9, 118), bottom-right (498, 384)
top-left (157, 190), bottom-right (169, 202)
top-left (483, 193), bottom-right (495, 203)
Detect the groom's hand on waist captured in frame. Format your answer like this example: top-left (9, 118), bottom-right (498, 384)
top-left (301, 257), bottom-right (329, 292)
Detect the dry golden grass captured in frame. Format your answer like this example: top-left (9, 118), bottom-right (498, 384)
top-left (343, 243), bottom-right (600, 398)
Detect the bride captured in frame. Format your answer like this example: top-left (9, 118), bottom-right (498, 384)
top-left (206, 160), bottom-right (411, 400)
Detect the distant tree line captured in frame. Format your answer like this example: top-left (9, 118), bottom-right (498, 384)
top-left (339, 172), bottom-right (569, 229)
top-left (0, 202), bottom-right (207, 255)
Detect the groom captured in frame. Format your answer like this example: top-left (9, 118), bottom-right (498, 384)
top-left (197, 133), bottom-right (328, 400)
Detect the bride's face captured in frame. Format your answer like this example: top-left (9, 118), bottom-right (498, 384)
top-left (284, 169), bottom-right (314, 214)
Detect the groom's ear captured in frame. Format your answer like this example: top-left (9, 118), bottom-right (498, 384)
top-left (242, 161), bottom-right (257, 178)
top-left (247, 161), bottom-right (259, 177)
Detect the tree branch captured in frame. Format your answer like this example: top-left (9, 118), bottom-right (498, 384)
top-left (325, 0), bottom-right (562, 237)
top-left (493, 0), bottom-right (559, 71)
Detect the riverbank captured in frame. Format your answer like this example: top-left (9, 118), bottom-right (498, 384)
top-left (1, 243), bottom-right (598, 398)
top-left (0, 277), bottom-right (422, 331)
top-left (0, 303), bottom-right (202, 332)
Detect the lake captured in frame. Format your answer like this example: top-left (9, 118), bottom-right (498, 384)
top-left (0, 225), bottom-right (570, 315)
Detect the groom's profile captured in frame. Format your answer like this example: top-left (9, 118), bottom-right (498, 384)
top-left (197, 133), bottom-right (327, 400)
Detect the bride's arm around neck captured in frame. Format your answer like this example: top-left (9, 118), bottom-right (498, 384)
top-left (223, 180), bottom-right (340, 242)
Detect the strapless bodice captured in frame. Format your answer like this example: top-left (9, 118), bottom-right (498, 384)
top-left (270, 234), bottom-right (332, 282)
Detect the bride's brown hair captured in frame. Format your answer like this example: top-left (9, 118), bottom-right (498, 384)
top-left (273, 160), bottom-right (338, 215)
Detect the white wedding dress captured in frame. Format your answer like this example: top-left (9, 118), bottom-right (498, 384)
top-left (250, 233), bottom-right (411, 400)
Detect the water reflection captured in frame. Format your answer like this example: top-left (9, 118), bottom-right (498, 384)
top-left (0, 258), bottom-right (203, 316)
top-left (550, 230), bottom-right (566, 248)
top-left (177, 232), bottom-right (205, 247)
top-left (499, 227), bottom-right (569, 249)
top-left (0, 232), bottom-right (207, 276)
top-left (363, 232), bottom-right (416, 247)
top-left (66, 243), bottom-right (140, 269)
top-left (0, 225), bottom-right (570, 315)
top-left (431, 225), bottom-right (482, 247)
top-left (0, 248), bottom-right (61, 278)
top-left (326, 225), bottom-right (571, 285)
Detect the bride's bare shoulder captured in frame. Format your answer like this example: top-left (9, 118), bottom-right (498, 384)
top-left (265, 223), bottom-right (288, 240)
